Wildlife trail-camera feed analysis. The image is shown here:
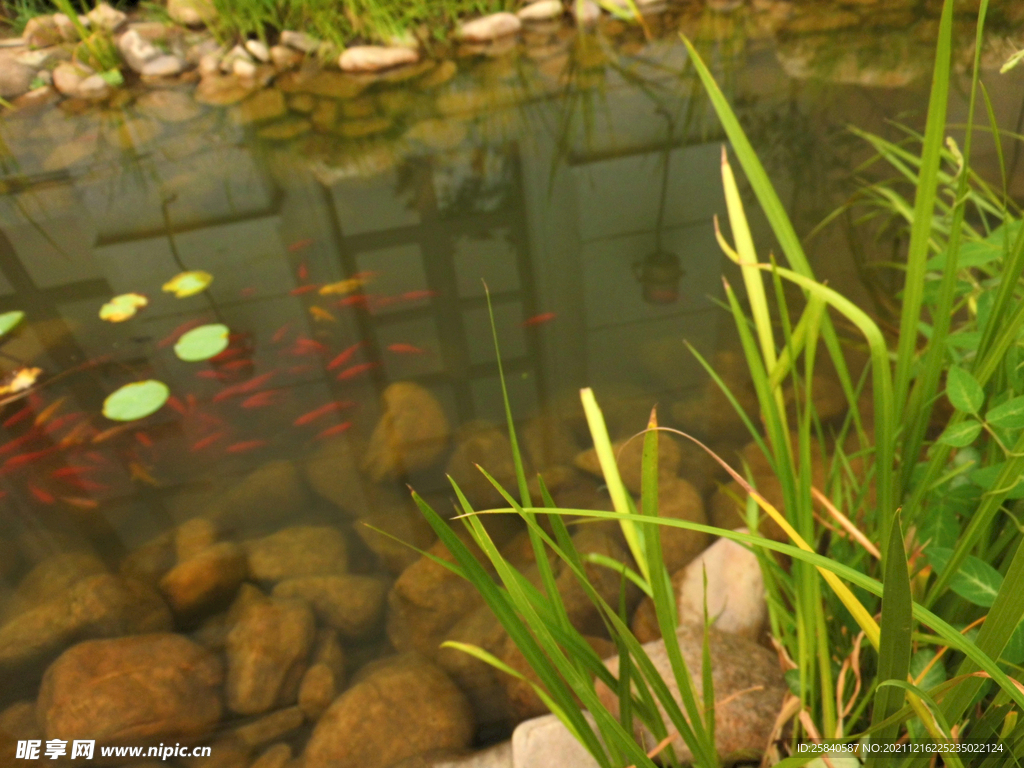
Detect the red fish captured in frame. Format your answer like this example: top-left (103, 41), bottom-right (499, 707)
top-left (521, 312), bottom-right (557, 327)
top-left (332, 295), bottom-right (370, 310)
top-left (315, 422), bottom-right (352, 440)
top-left (288, 238), bottom-right (314, 252)
top-left (298, 261), bottom-right (309, 281)
top-left (3, 403), bottom-right (34, 429)
top-left (191, 432), bottom-right (227, 451)
top-left (28, 485), bottom-right (54, 504)
top-left (158, 319), bottom-right (205, 348)
top-left (84, 451), bottom-right (110, 465)
top-left (41, 412), bottom-right (82, 436)
top-left (51, 466), bottom-right (96, 479)
top-left (226, 439), bottom-right (268, 453)
top-left (167, 395), bottom-right (188, 415)
top-left (2, 448), bottom-right (56, 471)
top-left (64, 476), bottom-right (109, 492)
top-left (219, 359), bottom-right (254, 372)
top-left (241, 390), bottom-right (281, 409)
top-left (212, 372), bottom-right (279, 402)
top-left (240, 287), bottom-right (257, 298)
top-left (135, 431), bottom-right (154, 448)
top-left (336, 362), bottom-right (379, 381)
top-left (271, 323), bottom-right (292, 344)
top-left (401, 290), bottom-right (438, 302)
top-left (289, 284), bottom-right (320, 296)
top-left (0, 433), bottom-right (37, 456)
top-left (196, 370), bottom-right (229, 381)
top-left (387, 343), bottom-right (426, 355)
top-left (326, 343), bottom-right (363, 371)
top-left (293, 401), bottom-right (356, 426)
top-left (292, 337), bottom-right (329, 355)
top-left (209, 347), bottom-right (244, 363)
top-left (373, 296), bottom-right (399, 309)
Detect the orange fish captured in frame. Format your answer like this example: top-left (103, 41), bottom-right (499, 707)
top-left (219, 359), bottom-right (254, 372)
top-left (33, 397), bottom-right (66, 427)
top-left (521, 312), bottom-right (557, 327)
top-left (309, 306), bottom-right (337, 323)
top-left (288, 238), bottom-right (314, 252)
top-left (92, 424), bottom-right (134, 444)
top-left (226, 439), bottom-right (268, 453)
top-left (64, 477), bottom-right (109, 492)
top-left (29, 485), bottom-right (55, 504)
top-left (326, 343), bottom-right (363, 371)
top-left (0, 433), bottom-right (37, 456)
top-left (129, 461), bottom-right (158, 486)
top-left (61, 496), bottom-right (99, 510)
top-left (240, 287), bottom-right (257, 298)
top-left (319, 278), bottom-right (367, 296)
top-left (134, 431), bottom-right (154, 448)
top-left (191, 432), bottom-right (227, 451)
top-left (241, 390), bottom-right (281, 408)
top-left (336, 362), bottom-right (379, 381)
top-left (212, 372), bottom-right (278, 402)
top-left (298, 261), bottom-right (309, 281)
top-left (293, 401), bottom-right (356, 426)
top-left (315, 422), bottom-right (352, 440)
top-left (289, 284), bottom-right (320, 296)
top-left (57, 420), bottom-right (94, 448)
top-left (387, 343), bottom-right (426, 355)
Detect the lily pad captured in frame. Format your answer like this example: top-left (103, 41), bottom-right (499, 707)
top-left (0, 311), bottom-right (25, 338)
top-left (99, 293), bottom-right (148, 322)
top-left (102, 380), bottom-right (170, 422)
top-left (163, 271), bottom-right (213, 298)
top-left (174, 323), bottom-right (229, 362)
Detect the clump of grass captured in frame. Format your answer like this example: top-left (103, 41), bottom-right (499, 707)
top-left (414, 0), bottom-right (1024, 763)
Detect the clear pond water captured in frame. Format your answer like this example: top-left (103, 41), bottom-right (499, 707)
top-left (0, 4), bottom-right (1023, 762)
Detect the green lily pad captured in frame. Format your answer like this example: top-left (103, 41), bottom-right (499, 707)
top-left (0, 311), bottom-right (25, 338)
top-left (102, 380), bottom-right (170, 422)
top-left (174, 323), bottom-right (229, 362)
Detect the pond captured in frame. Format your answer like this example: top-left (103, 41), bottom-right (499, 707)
top-left (0, 4), bottom-right (1022, 767)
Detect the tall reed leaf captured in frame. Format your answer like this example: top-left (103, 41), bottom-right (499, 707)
top-left (871, 512), bottom-right (914, 746)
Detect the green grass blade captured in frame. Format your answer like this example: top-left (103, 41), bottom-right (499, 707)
top-left (871, 512), bottom-right (914, 746)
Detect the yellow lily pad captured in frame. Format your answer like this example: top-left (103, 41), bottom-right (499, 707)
top-left (100, 293), bottom-right (148, 322)
top-left (163, 271), bottom-right (213, 298)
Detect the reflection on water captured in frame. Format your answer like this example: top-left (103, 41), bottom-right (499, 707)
top-left (0, 5), bottom-right (1023, 765)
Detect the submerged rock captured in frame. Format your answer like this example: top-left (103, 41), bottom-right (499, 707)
top-left (457, 13), bottom-right (522, 41)
top-left (304, 436), bottom-right (371, 517)
top-left (37, 634), bottom-right (223, 743)
top-left (205, 460), bottom-right (311, 534)
top-left (118, 29), bottom-right (160, 72)
top-left (245, 526), bottom-right (349, 582)
top-left (572, 432), bottom-right (683, 495)
top-left (632, 530), bottom-right (766, 643)
top-left (339, 45), bottom-right (420, 72)
top-left (87, 2), bottom-right (126, 31)
top-left (0, 56), bottom-right (36, 99)
top-left (232, 87), bottom-right (287, 124)
top-left (445, 421), bottom-right (518, 510)
top-left (362, 382), bottom-right (451, 481)
top-left (387, 537), bottom-right (485, 657)
top-left (272, 575), bottom-right (386, 639)
top-left (279, 30), bottom-right (321, 53)
top-left (354, 502), bottom-right (436, 575)
top-left (297, 663), bottom-right (336, 719)
top-left (159, 542), bottom-right (248, 619)
top-left (231, 706), bottom-right (304, 748)
top-left (141, 54), bottom-right (184, 77)
top-left (596, 625), bottom-right (786, 762)
top-left (23, 16), bottom-right (62, 48)
top-left (655, 477), bottom-right (709, 574)
top-left (167, 0), bottom-right (216, 26)
top-left (226, 597), bottom-right (315, 715)
top-left (304, 656), bottom-right (473, 768)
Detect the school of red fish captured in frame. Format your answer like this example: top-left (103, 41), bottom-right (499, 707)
top-left (0, 238), bottom-right (557, 511)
